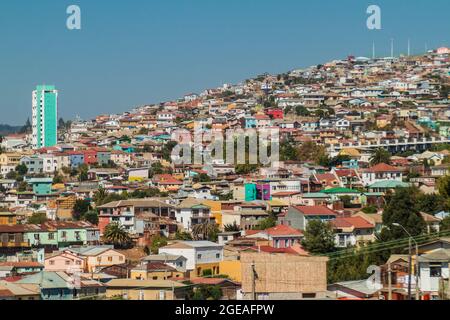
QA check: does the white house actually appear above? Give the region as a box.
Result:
[418,248,450,299]
[159,241,223,275]
[361,163,404,187]
[175,198,213,231]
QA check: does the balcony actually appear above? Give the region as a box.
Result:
[0,241,31,248]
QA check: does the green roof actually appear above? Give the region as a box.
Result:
[368,180,410,189]
[301,193,331,198]
[320,187,361,194]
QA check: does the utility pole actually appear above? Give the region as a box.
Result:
[407,237,412,300]
[388,263,392,301]
[415,243,420,301]
[392,223,420,300]
[391,38,395,58]
[372,41,376,60]
[251,261,258,300]
[408,39,411,57]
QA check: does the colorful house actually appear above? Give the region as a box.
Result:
[27,178,53,196]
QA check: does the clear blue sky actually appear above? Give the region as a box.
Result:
[0,0,449,124]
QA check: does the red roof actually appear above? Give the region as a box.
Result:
[334,169,358,178]
[153,174,183,185]
[249,246,300,255]
[265,225,303,236]
[332,217,374,229]
[0,261,43,268]
[245,230,260,236]
[367,163,402,173]
[293,206,337,216]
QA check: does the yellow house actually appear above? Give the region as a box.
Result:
[0,212,17,225]
[0,153,22,167]
[130,262,184,281]
[339,148,361,158]
[106,279,189,300]
[219,260,242,282]
[201,200,222,227]
[67,247,126,273]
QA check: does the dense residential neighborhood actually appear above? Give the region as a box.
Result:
[2,48,450,300]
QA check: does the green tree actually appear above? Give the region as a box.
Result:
[17,181,28,192]
[93,187,108,206]
[175,231,193,241]
[280,141,299,161]
[103,223,132,248]
[253,217,276,230]
[28,212,48,224]
[379,188,426,241]
[369,148,391,166]
[78,164,89,182]
[440,216,450,231]
[162,141,178,162]
[193,173,211,183]
[83,211,99,225]
[438,175,450,202]
[295,106,310,117]
[150,235,168,254]
[73,199,91,220]
[5,171,18,180]
[297,141,327,164]
[189,285,223,300]
[301,220,336,254]
[53,175,64,184]
[192,222,220,241]
[15,164,28,176]
[224,222,241,232]
[362,205,378,214]
[416,193,447,215]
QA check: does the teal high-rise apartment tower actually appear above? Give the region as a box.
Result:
[32,85,58,149]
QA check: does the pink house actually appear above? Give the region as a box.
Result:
[246,225,303,249]
[44,251,86,273]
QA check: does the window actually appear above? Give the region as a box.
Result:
[430,265,442,277]
[49,260,55,265]
[48,233,55,240]
[197,254,202,260]
[302,293,317,299]
[216,253,220,259]
[65,261,70,265]
[108,256,113,262]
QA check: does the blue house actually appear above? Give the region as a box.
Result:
[27,178,53,195]
[16,271,106,300]
[113,144,135,153]
[68,153,85,169]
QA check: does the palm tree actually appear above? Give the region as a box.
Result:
[224,222,241,232]
[103,223,131,248]
[370,148,391,166]
[192,222,219,241]
[93,187,108,206]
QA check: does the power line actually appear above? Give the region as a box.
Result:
[324,231,450,261]
[323,229,450,258]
